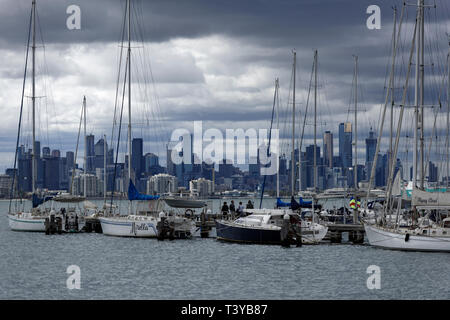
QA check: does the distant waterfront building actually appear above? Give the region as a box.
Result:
[72,174,100,197]
[0,174,13,198]
[189,178,213,197]
[147,173,177,195]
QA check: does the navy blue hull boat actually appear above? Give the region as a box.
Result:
[216,219,282,244]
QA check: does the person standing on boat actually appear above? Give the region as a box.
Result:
[246,200,254,209]
[221,202,229,220]
[230,200,236,219]
[237,202,244,217]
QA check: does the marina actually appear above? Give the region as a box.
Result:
[1,199,449,300]
[1,0,450,303]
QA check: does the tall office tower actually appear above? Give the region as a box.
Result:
[365,129,377,174]
[34,141,41,159]
[339,122,352,168]
[166,143,175,176]
[66,151,75,170]
[94,138,107,169]
[323,131,333,168]
[131,138,143,179]
[86,134,95,173]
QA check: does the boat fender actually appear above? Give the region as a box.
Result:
[405,233,410,242]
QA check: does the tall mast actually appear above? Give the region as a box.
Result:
[291,50,296,197]
[104,134,107,203]
[127,0,132,213]
[413,0,422,189]
[389,7,397,179]
[447,42,449,188]
[353,55,358,191]
[313,50,318,191]
[31,0,36,194]
[83,96,87,197]
[419,0,425,188]
[275,78,280,198]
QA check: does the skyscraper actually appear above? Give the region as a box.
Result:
[323,131,333,168]
[339,122,352,168]
[131,138,143,180]
[86,134,95,173]
[365,129,377,174]
[94,138,107,170]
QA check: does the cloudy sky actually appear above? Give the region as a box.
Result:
[0,0,449,173]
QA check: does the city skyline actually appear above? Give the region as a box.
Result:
[1,0,449,175]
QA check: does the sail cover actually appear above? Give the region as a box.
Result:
[128,179,160,201]
[32,194,53,208]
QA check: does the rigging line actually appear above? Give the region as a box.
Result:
[384,13,418,218]
[70,100,84,194]
[110,0,127,156]
[366,2,406,211]
[259,79,278,209]
[424,64,446,174]
[110,53,129,211]
[296,58,315,185]
[35,7,62,152]
[9,5,32,213]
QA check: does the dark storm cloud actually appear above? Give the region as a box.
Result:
[1,0,450,172]
[2,0,446,46]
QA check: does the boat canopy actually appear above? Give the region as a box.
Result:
[163,198,206,208]
[128,179,160,201]
[32,194,53,208]
[52,194,86,203]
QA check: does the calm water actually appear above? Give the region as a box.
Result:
[0,199,449,300]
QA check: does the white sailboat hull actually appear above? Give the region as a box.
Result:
[8,214,46,232]
[99,216,158,238]
[364,224,450,252]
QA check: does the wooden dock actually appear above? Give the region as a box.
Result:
[324,223,365,244]
[194,217,366,244]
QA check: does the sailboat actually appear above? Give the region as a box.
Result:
[364,0,450,252]
[216,51,328,244]
[8,0,52,232]
[99,0,195,238]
